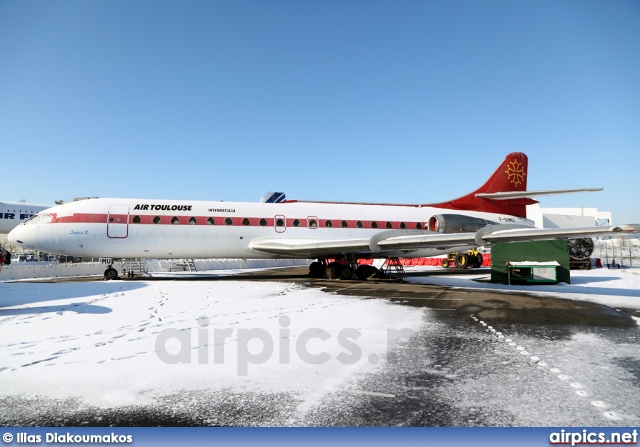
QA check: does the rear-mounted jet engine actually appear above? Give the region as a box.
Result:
[428,214,498,234]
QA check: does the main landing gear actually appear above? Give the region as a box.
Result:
[310,258,363,279]
[309,260,326,277]
[310,257,363,280]
[309,256,387,281]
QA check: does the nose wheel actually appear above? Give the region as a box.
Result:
[104,266,119,280]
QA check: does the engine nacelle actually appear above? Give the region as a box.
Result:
[567,238,594,261]
[428,214,497,234]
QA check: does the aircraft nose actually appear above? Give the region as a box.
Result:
[8,214,57,252]
[8,226,24,246]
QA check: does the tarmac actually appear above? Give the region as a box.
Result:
[210,266,637,328]
[3,266,639,426]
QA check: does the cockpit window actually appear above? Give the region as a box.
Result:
[23,215,40,225]
[24,214,52,225]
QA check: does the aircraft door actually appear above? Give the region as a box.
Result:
[274,215,286,233]
[107,205,129,238]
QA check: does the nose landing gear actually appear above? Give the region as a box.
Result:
[104,265,119,280]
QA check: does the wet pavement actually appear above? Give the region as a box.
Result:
[301,310,640,426]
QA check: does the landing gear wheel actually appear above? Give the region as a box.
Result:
[442,259,450,268]
[356,265,378,280]
[104,267,119,280]
[336,265,353,280]
[455,253,468,269]
[309,261,325,277]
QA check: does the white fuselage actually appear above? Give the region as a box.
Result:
[8,198,534,259]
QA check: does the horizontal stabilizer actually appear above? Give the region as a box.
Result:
[476,188,603,200]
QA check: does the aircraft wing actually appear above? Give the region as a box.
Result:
[249,224,639,258]
[474,224,640,244]
[369,224,638,251]
[249,238,373,257]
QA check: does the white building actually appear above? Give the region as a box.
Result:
[526,204,638,265]
[526,204,612,228]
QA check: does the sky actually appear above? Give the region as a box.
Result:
[1,1,639,223]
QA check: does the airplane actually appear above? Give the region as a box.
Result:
[0,200,52,235]
[8,152,639,280]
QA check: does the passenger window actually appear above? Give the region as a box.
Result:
[171,216,180,225]
[225,217,233,225]
[325,220,333,228]
[207,217,215,225]
[356,221,363,228]
[153,216,161,224]
[386,222,392,229]
[242,218,250,226]
[189,217,197,225]
[276,218,284,227]
[293,219,300,227]
[260,218,267,226]
[400,222,406,229]
[133,215,141,224]
[371,221,378,228]
[416,222,423,229]
[308,218,318,228]
[341,220,348,228]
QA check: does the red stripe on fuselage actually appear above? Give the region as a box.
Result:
[48,213,427,230]
[52,213,108,224]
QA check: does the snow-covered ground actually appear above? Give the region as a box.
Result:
[1,266,639,426]
[0,275,423,424]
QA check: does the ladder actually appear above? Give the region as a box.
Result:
[120,258,147,277]
[380,257,406,281]
[169,259,197,272]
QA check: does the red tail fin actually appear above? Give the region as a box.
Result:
[425,152,535,218]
